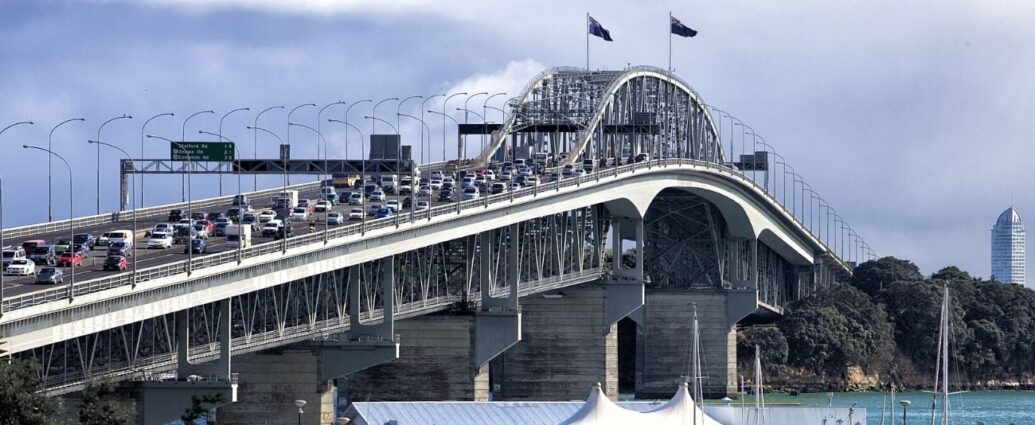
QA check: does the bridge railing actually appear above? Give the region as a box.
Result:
[2,158,844,314]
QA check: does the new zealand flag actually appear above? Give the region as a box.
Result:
[671,16,698,37]
[588,16,613,41]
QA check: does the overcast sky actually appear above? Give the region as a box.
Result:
[2,0,1033,279]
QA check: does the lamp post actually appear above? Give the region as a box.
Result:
[88,139,139,288]
[248,125,289,253]
[462,92,489,160]
[441,93,467,161]
[148,134,196,273]
[95,115,133,215]
[371,98,399,135]
[317,101,346,184]
[23,144,76,301]
[182,110,215,202]
[397,96,422,210]
[457,107,488,162]
[48,118,85,222]
[420,94,445,164]
[483,92,506,158]
[1,121,34,315]
[286,104,316,186]
[199,131,246,262]
[140,113,174,207]
[399,113,431,222]
[344,100,372,161]
[327,119,367,232]
[293,399,306,425]
[899,399,911,425]
[287,123,331,241]
[218,107,250,196]
[253,106,285,191]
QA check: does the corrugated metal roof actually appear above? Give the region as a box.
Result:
[346,401,669,425]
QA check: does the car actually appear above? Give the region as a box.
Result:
[398,185,412,196]
[261,219,284,237]
[232,194,250,206]
[562,164,575,177]
[57,251,83,267]
[415,201,430,210]
[369,190,386,202]
[313,201,329,213]
[348,209,363,220]
[29,245,57,265]
[490,182,507,194]
[297,199,312,210]
[174,227,201,244]
[416,185,432,197]
[429,179,443,190]
[213,222,230,237]
[363,184,379,195]
[273,225,294,240]
[53,239,73,254]
[168,209,184,222]
[326,212,344,225]
[215,217,233,226]
[206,212,225,222]
[375,207,395,219]
[73,233,97,251]
[385,200,401,212]
[347,192,363,205]
[152,223,173,234]
[289,207,309,221]
[460,177,475,188]
[35,267,64,284]
[242,212,260,229]
[190,211,207,221]
[257,210,277,223]
[103,255,128,271]
[572,168,587,177]
[430,170,444,179]
[548,172,562,181]
[461,187,480,201]
[438,188,455,201]
[324,193,339,206]
[366,203,384,216]
[510,182,522,192]
[147,232,174,249]
[184,238,208,254]
[195,220,214,234]
[107,241,133,258]
[635,153,650,163]
[175,218,194,230]
[401,196,414,209]
[499,171,513,181]
[21,239,45,252]
[4,258,35,276]
[226,207,249,221]
[483,170,496,180]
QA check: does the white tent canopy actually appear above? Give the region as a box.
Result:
[560,382,725,425]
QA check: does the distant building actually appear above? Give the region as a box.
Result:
[991,207,1026,285]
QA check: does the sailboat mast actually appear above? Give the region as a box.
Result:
[692,304,703,404]
[754,344,766,425]
[941,286,950,425]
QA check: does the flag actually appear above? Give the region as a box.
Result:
[588,16,613,41]
[671,16,697,37]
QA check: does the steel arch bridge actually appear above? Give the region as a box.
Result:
[1,66,862,398]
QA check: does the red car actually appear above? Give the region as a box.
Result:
[57,251,83,267]
[103,255,128,271]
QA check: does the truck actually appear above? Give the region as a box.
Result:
[225,224,251,249]
[272,190,299,210]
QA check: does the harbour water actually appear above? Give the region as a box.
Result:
[730,391,1035,424]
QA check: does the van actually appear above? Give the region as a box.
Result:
[233,194,249,206]
[2,247,28,268]
[21,239,45,252]
[103,230,134,246]
[320,186,336,197]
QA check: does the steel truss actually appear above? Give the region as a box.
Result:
[20,205,609,394]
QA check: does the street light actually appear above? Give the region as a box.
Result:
[199,130,246,262]
[420,94,445,164]
[370,98,399,135]
[396,96,422,213]
[288,122,331,241]
[441,92,468,161]
[462,92,489,160]
[293,399,307,425]
[286,103,316,186]
[248,125,289,253]
[95,115,133,215]
[0,121,34,316]
[253,106,285,191]
[327,119,368,232]
[344,100,372,161]
[23,144,76,301]
[898,399,911,425]
[48,118,85,222]
[218,107,250,196]
[88,139,139,288]
[457,107,487,161]
[147,134,196,273]
[399,113,432,222]
[140,113,174,207]
[182,110,215,202]
[318,101,347,184]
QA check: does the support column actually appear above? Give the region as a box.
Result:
[497,281,619,401]
[474,225,522,368]
[212,349,334,425]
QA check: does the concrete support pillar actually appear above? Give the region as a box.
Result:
[344,313,489,402]
[474,225,521,368]
[497,282,619,401]
[177,299,233,379]
[214,350,335,425]
[637,289,754,399]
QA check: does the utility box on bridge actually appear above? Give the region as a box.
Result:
[369,134,401,160]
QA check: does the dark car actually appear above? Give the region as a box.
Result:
[206,212,226,222]
[103,255,128,271]
[106,241,132,258]
[184,238,208,254]
[190,211,207,221]
[402,196,414,209]
[214,222,229,237]
[273,225,294,240]
[168,209,184,222]
[174,227,199,244]
[29,245,56,265]
[438,188,455,201]
[73,233,96,251]
[35,267,65,284]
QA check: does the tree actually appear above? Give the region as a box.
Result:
[79,381,132,425]
[0,357,64,425]
[930,266,971,283]
[737,326,788,374]
[180,393,228,424]
[850,256,923,296]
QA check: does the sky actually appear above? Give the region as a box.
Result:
[1,0,1033,279]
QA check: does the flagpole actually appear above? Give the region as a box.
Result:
[586,12,590,70]
[668,11,673,73]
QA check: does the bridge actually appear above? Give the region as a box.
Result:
[0,66,871,424]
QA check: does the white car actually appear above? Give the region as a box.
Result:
[348,209,363,220]
[367,203,384,216]
[415,201,430,210]
[175,218,193,229]
[289,207,309,221]
[147,232,174,249]
[461,187,480,201]
[499,171,513,181]
[348,192,363,205]
[430,170,444,179]
[152,223,173,234]
[416,185,432,197]
[4,258,35,276]
[483,170,496,180]
[314,201,329,213]
[385,200,401,212]
[429,179,443,190]
[325,212,344,225]
[572,168,587,177]
[369,190,386,202]
[257,210,277,223]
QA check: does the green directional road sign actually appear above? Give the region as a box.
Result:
[170,142,235,161]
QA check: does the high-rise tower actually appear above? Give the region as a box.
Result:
[991,207,1026,285]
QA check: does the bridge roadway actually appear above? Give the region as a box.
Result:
[2,157,847,362]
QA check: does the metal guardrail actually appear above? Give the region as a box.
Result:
[0,180,324,241]
[2,158,846,313]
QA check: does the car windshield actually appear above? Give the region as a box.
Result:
[73,235,89,243]
[293,208,305,213]
[110,242,126,249]
[32,247,50,254]
[40,268,56,275]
